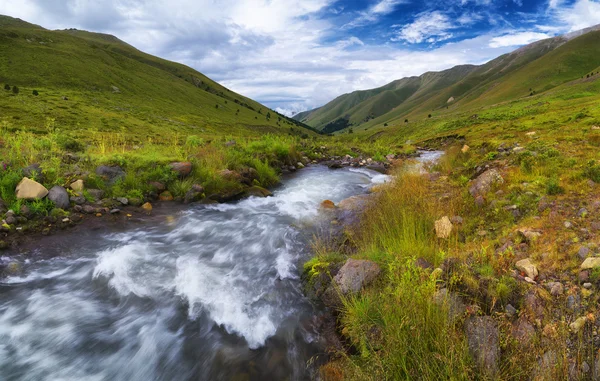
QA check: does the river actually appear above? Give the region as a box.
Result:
[0,165,395,381]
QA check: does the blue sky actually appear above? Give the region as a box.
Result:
[0,0,599,115]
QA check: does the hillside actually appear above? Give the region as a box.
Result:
[295,25,600,133]
[0,15,316,139]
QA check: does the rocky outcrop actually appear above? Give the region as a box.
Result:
[469,169,503,197]
[47,186,70,209]
[15,177,48,200]
[96,165,125,184]
[465,316,500,378]
[323,259,381,307]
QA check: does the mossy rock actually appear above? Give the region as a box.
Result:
[244,186,272,198]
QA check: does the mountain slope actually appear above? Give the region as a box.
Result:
[0,15,316,138]
[296,25,600,133]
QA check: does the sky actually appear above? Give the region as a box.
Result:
[0,1,599,116]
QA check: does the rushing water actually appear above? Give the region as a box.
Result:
[0,165,394,381]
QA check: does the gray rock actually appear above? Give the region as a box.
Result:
[584,282,593,289]
[87,189,105,201]
[96,165,125,184]
[433,288,466,322]
[547,281,564,296]
[48,186,70,209]
[116,197,129,206]
[109,209,121,214]
[505,304,517,317]
[82,205,96,214]
[5,215,17,225]
[465,316,499,378]
[579,246,591,260]
[469,169,504,197]
[511,317,535,347]
[23,163,44,182]
[70,196,86,205]
[323,259,380,307]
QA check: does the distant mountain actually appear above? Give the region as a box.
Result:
[0,15,317,137]
[295,24,600,133]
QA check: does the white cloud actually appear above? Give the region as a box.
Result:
[555,0,600,31]
[393,11,456,43]
[488,31,551,47]
[343,0,405,28]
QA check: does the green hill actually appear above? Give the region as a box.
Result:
[0,15,316,139]
[295,25,600,133]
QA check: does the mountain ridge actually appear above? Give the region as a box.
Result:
[295,24,600,133]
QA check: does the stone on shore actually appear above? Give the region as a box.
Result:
[47,186,70,209]
[581,257,600,270]
[323,259,381,307]
[70,179,84,192]
[15,177,48,200]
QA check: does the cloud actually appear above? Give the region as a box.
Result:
[393,11,456,43]
[343,0,405,28]
[488,31,552,47]
[555,0,600,31]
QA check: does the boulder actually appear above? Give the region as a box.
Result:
[320,200,336,209]
[338,195,370,211]
[47,186,70,209]
[244,186,272,198]
[15,177,48,200]
[184,185,205,204]
[141,202,153,214]
[465,316,500,378]
[159,191,174,201]
[170,162,192,177]
[23,163,44,182]
[324,259,381,307]
[581,257,600,270]
[70,179,84,192]
[518,228,542,242]
[433,288,466,322]
[219,169,241,182]
[116,197,129,206]
[366,164,387,174]
[435,216,453,239]
[511,317,536,347]
[469,169,504,197]
[87,189,105,201]
[515,258,538,279]
[96,165,125,184]
[148,181,166,192]
[238,167,259,185]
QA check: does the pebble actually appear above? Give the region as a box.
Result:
[584,283,593,289]
[110,209,121,214]
[564,221,573,229]
[62,218,70,223]
[95,213,102,217]
[506,304,517,317]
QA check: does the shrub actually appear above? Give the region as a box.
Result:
[185,135,204,148]
[583,160,600,183]
[4,84,10,91]
[12,86,19,94]
[546,177,564,195]
[56,135,85,152]
[32,90,39,96]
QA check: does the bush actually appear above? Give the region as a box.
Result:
[12,86,19,94]
[32,90,39,96]
[4,84,10,91]
[56,135,85,152]
[185,135,203,148]
[546,177,564,195]
[583,160,600,183]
